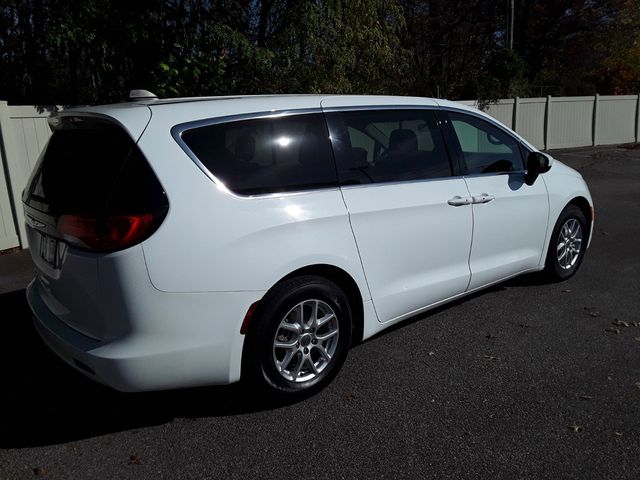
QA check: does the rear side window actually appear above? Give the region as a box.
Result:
[447,112,525,174]
[24,117,167,217]
[324,109,453,185]
[179,113,338,195]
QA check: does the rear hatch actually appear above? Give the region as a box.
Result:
[23,108,168,340]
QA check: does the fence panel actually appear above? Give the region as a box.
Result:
[0,145,20,251]
[485,100,514,129]
[546,97,595,149]
[516,98,546,149]
[596,95,638,145]
[0,102,54,247]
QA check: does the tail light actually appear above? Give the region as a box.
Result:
[58,213,157,252]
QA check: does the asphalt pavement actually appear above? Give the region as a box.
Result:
[0,145,639,479]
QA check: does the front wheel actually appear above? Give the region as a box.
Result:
[244,275,352,399]
[543,204,588,281]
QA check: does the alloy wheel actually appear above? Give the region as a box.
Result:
[272,299,339,383]
[557,218,582,270]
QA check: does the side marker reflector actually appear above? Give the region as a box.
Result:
[240,302,260,335]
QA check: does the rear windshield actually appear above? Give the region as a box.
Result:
[24,117,166,216]
[179,113,338,195]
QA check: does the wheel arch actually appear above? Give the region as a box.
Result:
[567,196,593,241]
[246,264,365,346]
[239,263,366,384]
[541,195,593,271]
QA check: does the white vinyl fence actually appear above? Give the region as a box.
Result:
[0,102,54,250]
[460,94,640,150]
[0,95,638,251]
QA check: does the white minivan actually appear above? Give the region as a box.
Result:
[24,95,593,398]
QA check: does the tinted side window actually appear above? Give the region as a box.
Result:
[325,110,453,185]
[180,113,337,195]
[448,112,524,174]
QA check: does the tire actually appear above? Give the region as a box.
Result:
[543,204,588,281]
[244,275,352,399]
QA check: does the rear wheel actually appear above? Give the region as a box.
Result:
[543,204,588,281]
[244,275,352,399]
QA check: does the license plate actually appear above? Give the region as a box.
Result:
[39,234,67,269]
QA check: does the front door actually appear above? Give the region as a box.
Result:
[444,111,549,290]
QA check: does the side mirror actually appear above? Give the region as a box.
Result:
[525,151,552,185]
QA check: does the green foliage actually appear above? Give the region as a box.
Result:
[480,49,530,101]
[515,0,640,95]
[0,0,639,105]
[259,0,411,94]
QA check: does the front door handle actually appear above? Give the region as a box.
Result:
[472,193,495,204]
[447,195,473,206]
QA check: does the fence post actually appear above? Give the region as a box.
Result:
[592,94,599,147]
[544,95,552,150]
[512,97,520,132]
[636,93,640,143]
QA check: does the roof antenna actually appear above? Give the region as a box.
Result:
[128,89,158,101]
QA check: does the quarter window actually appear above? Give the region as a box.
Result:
[325,110,453,185]
[180,113,337,195]
[448,112,525,174]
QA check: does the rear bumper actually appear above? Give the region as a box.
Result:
[27,278,264,392]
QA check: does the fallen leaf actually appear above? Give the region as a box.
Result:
[428,351,435,356]
[568,424,583,433]
[33,466,46,477]
[614,432,624,437]
[612,320,630,328]
[129,454,141,465]
[632,321,640,327]
[483,355,499,361]
[584,307,601,318]
[605,328,620,334]
[579,395,593,400]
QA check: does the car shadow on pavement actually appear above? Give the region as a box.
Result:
[502,271,556,287]
[1,271,550,448]
[0,289,293,448]
[360,271,551,343]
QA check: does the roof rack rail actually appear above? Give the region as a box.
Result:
[128,89,158,101]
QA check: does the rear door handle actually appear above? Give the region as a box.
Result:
[472,193,495,204]
[447,195,473,207]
